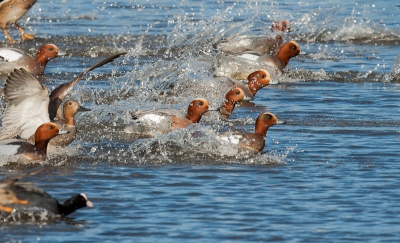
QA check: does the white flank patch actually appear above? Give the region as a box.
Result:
[0,49,24,62]
[237,53,259,61]
[218,134,242,145]
[0,144,20,155]
[236,38,251,47]
[140,114,166,124]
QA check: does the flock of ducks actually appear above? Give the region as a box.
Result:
[0,0,305,216]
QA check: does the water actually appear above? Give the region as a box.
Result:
[1,0,400,242]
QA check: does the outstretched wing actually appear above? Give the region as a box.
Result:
[0,48,29,75]
[0,68,50,140]
[48,52,127,121]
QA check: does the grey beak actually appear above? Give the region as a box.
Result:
[77,106,91,112]
[58,129,69,135]
[276,120,286,125]
[57,51,68,57]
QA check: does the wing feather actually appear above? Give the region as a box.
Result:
[0,69,50,139]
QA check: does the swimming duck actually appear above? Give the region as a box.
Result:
[0,167,93,216]
[213,41,305,79]
[124,98,210,136]
[0,122,68,163]
[216,69,271,101]
[215,20,292,55]
[236,41,306,70]
[49,100,91,147]
[0,167,45,212]
[0,52,126,141]
[0,44,60,75]
[0,186,28,213]
[27,100,91,147]
[271,20,291,32]
[0,0,37,44]
[218,87,245,118]
[218,112,284,153]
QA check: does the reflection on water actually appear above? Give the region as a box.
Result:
[1,0,400,242]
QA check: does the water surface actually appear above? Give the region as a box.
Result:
[1,0,400,242]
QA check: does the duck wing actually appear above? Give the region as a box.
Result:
[48,52,127,121]
[0,68,50,140]
[0,48,31,75]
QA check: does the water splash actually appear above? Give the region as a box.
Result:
[0,209,60,225]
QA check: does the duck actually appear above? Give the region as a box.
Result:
[216,69,271,101]
[214,20,292,55]
[27,100,91,147]
[0,0,37,44]
[218,112,284,153]
[49,100,91,147]
[0,52,126,141]
[213,41,305,80]
[0,186,28,213]
[0,44,60,75]
[217,87,245,118]
[0,167,93,216]
[124,98,210,137]
[271,20,291,32]
[1,179,28,213]
[0,122,68,163]
[0,166,45,213]
[236,41,306,71]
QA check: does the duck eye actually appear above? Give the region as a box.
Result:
[199,101,204,106]
[49,126,54,129]
[261,75,266,78]
[235,91,240,95]
[68,102,72,105]
[49,48,54,51]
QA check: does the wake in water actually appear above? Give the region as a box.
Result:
[1,210,60,225]
[65,125,294,166]
[1,1,399,169]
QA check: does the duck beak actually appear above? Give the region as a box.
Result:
[58,129,69,135]
[270,79,279,85]
[207,108,219,112]
[276,120,286,125]
[77,106,91,112]
[57,51,68,57]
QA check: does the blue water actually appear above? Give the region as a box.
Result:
[1,0,400,242]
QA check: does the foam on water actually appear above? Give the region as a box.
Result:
[1,209,60,225]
